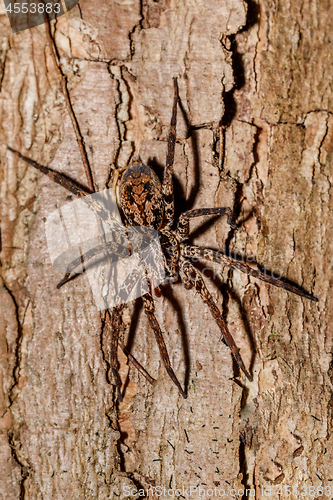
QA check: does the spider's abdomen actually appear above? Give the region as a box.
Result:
[118,158,164,230]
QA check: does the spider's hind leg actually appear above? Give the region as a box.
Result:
[182,244,318,302]
[179,259,252,382]
[141,283,187,398]
[108,268,151,402]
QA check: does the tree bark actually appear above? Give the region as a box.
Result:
[0,0,331,498]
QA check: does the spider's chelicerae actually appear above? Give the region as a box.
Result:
[8,78,317,400]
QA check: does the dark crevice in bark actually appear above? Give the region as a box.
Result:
[107,65,128,176]
[2,282,26,497]
[128,0,144,58]
[239,434,250,499]
[8,432,29,500]
[100,312,113,387]
[4,283,22,405]
[221,0,259,128]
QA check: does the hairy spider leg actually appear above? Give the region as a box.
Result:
[140,280,187,398]
[56,240,129,289]
[175,206,236,241]
[162,77,179,226]
[7,147,124,236]
[179,260,253,381]
[109,267,149,401]
[182,245,318,302]
[8,146,90,197]
[118,342,155,385]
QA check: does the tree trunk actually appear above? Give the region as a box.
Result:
[0,0,331,498]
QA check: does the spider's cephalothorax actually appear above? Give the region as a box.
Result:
[8,78,317,401]
[118,157,181,284]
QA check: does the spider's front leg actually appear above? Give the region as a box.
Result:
[179,259,253,382]
[162,77,179,227]
[8,147,90,198]
[7,147,125,236]
[140,281,187,398]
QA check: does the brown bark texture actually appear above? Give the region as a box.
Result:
[0,0,331,498]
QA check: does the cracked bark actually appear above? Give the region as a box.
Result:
[0,0,331,498]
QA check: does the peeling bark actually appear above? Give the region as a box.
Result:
[0,0,331,499]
